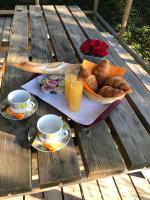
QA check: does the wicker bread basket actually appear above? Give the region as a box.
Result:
[81,59,132,104]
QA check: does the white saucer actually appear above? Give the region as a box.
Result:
[0,96,38,120]
[28,121,71,152]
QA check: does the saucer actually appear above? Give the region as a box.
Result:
[0,96,38,120]
[28,121,71,152]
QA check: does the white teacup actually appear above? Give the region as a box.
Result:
[37,114,68,144]
[7,89,35,113]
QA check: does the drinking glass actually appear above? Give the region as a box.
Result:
[68,79,83,112]
[65,74,77,102]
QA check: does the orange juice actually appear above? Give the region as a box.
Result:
[65,74,77,102]
[69,80,83,112]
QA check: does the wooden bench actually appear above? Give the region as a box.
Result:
[0,5,150,198]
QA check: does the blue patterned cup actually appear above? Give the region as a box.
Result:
[7,89,35,113]
[37,114,68,144]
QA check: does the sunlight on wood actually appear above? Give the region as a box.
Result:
[81,181,102,200]
[25,192,43,200]
[63,184,82,200]
[130,175,150,200]
[100,31,150,91]
[114,175,139,200]
[98,177,121,200]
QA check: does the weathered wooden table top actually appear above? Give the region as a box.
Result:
[0,5,150,197]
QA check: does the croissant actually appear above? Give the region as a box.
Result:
[85,75,98,92]
[98,86,124,97]
[78,66,91,79]
[92,59,110,87]
[104,77,129,91]
[92,59,110,77]
[95,74,108,88]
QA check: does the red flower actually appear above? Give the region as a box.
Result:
[80,43,91,54]
[80,39,109,57]
[93,47,108,57]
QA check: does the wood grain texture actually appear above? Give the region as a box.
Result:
[38,135,81,187]
[25,192,43,200]
[141,169,150,180]
[0,131,31,196]
[74,123,126,179]
[0,6,32,196]
[108,98,150,169]
[1,6,31,98]
[0,17,5,46]
[29,5,80,188]
[98,177,121,200]
[29,5,52,63]
[69,6,150,133]
[0,51,6,65]
[63,184,82,200]
[55,6,91,62]
[114,175,139,200]
[43,6,77,63]
[5,196,23,200]
[81,181,102,200]
[99,31,150,92]
[44,189,63,200]
[130,174,150,200]
[2,17,12,45]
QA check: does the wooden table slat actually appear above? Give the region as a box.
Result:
[29,5,52,63]
[37,136,81,187]
[0,6,32,196]
[29,5,81,188]
[2,17,12,45]
[81,181,103,200]
[25,192,43,200]
[55,6,92,62]
[63,184,82,200]
[44,189,63,200]
[130,174,150,200]
[114,175,139,200]
[75,123,126,178]
[43,5,77,63]
[98,177,121,200]
[108,99,150,169]
[0,17,5,46]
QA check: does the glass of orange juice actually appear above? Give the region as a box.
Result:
[65,74,77,102]
[68,79,83,112]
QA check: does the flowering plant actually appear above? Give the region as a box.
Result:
[80,39,109,57]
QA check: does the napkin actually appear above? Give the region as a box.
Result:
[82,59,126,76]
[6,106,25,120]
[12,61,80,74]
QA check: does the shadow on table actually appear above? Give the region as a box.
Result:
[0,114,35,149]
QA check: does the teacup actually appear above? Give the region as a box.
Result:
[7,89,35,113]
[37,114,68,144]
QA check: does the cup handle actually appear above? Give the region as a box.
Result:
[27,101,35,110]
[61,130,69,138]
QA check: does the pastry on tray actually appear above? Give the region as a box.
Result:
[78,59,132,104]
[39,74,64,94]
[98,86,124,97]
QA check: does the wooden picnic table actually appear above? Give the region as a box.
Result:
[0,5,150,198]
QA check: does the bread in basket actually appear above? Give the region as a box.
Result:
[79,59,132,104]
